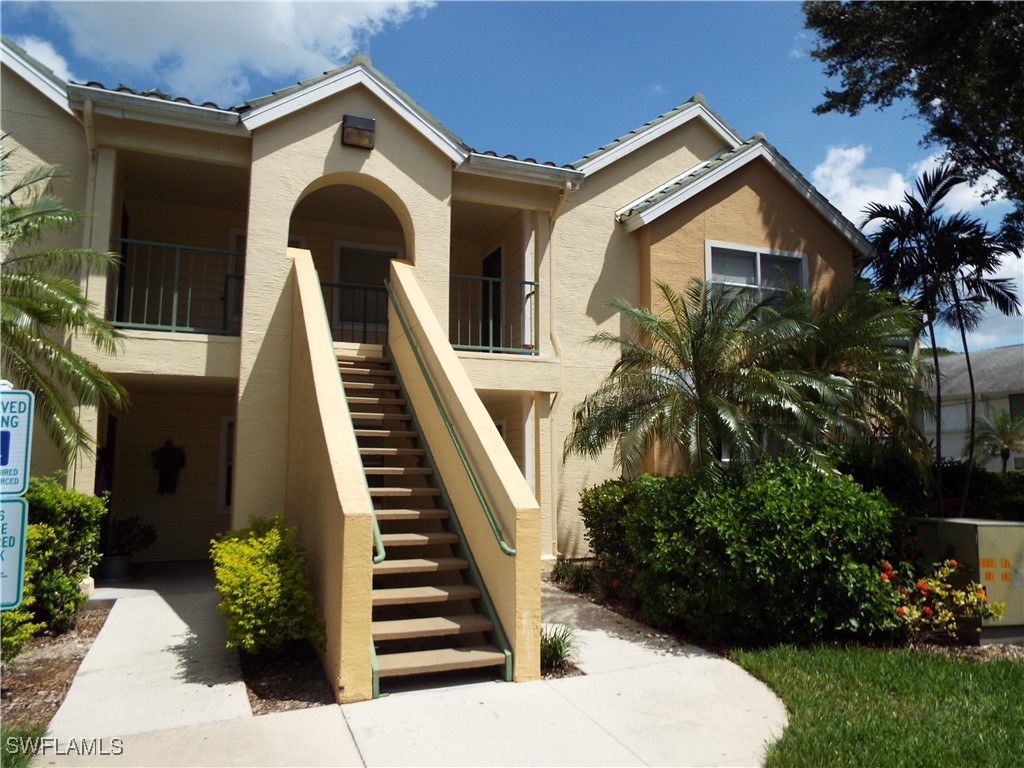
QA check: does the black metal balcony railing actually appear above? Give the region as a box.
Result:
[321,281,389,344]
[449,274,538,355]
[109,238,244,335]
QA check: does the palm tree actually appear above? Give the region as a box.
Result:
[775,281,934,465]
[563,279,836,482]
[968,410,1024,474]
[1,150,128,462]
[862,164,1021,513]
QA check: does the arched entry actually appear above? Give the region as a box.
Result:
[290,182,409,344]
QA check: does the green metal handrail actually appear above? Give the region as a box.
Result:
[110,237,244,335]
[320,281,388,344]
[385,279,515,557]
[449,273,538,356]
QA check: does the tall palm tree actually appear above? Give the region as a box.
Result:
[1,150,128,462]
[968,410,1024,474]
[861,164,1021,513]
[563,279,836,482]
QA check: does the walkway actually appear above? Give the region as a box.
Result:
[33,564,786,767]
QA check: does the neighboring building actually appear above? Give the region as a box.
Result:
[923,345,1024,471]
[1,38,869,700]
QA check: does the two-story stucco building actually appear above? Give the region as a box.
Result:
[2,37,870,701]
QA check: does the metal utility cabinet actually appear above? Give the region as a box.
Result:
[912,518,1024,644]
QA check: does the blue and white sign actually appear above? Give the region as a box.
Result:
[0,388,34,497]
[1,498,28,609]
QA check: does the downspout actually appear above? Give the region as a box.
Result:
[547,179,573,558]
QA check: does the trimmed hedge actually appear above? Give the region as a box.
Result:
[581,460,901,645]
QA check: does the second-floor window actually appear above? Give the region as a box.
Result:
[706,241,807,301]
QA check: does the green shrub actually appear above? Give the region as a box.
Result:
[540,624,576,673]
[610,461,899,645]
[210,512,325,654]
[578,479,634,570]
[1,527,46,662]
[24,476,106,633]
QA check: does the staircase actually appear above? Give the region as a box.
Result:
[338,353,509,693]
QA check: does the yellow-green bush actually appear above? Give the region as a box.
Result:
[210,513,325,654]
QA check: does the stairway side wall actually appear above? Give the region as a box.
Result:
[388,260,542,681]
[286,248,374,703]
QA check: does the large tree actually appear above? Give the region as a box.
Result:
[803,1,1024,230]
[1,151,128,462]
[862,164,1021,513]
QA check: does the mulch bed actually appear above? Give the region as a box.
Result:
[237,642,336,716]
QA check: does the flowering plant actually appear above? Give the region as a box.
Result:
[883,559,1005,643]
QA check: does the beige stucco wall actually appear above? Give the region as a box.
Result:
[108,384,234,561]
[648,158,856,300]
[2,63,102,485]
[234,83,455,526]
[286,249,373,703]
[545,119,733,557]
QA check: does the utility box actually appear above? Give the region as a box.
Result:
[911,518,1024,644]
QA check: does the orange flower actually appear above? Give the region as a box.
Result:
[948,559,958,568]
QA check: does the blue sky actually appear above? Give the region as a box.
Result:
[4,0,1021,349]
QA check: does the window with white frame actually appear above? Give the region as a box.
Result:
[706,242,807,300]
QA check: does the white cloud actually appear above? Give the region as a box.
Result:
[47,1,434,106]
[813,145,1023,350]
[812,146,1010,231]
[811,145,906,226]
[12,35,78,82]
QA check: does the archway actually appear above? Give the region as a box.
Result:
[290,181,409,343]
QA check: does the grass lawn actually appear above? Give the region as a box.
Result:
[732,645,1024,768]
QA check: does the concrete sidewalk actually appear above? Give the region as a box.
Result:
[33,566,786,767]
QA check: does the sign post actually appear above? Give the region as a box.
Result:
[0,386,33,610]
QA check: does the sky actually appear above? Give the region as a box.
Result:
[3,0,1021,350]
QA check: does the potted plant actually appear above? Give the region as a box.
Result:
[96,513,157,582]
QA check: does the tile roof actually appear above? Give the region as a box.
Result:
[570,93,743,169]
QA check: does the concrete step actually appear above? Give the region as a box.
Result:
[354,428,418,439]
[368,487,442,498]
[363,467,433,476]
[344,381,401,391]
[338,354,390,366]
[350,412,412,423]
[380,531,459,547]
[371,584,480,607]
[373,508,448,522]
[347,396,407,407]
[360,447,425,457]
[339,367,396,378]
[372,557,468,575]
[376,646,506,678]
[372,614,493,641]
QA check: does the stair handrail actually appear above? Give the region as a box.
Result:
[385,279,516,557]
[371,513,386,564]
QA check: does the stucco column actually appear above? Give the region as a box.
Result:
[231,156,294,528]
[70,146,117,493]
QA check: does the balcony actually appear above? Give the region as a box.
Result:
[449,274,538,356]
[110,238,244,335]
[321,281,388,344]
